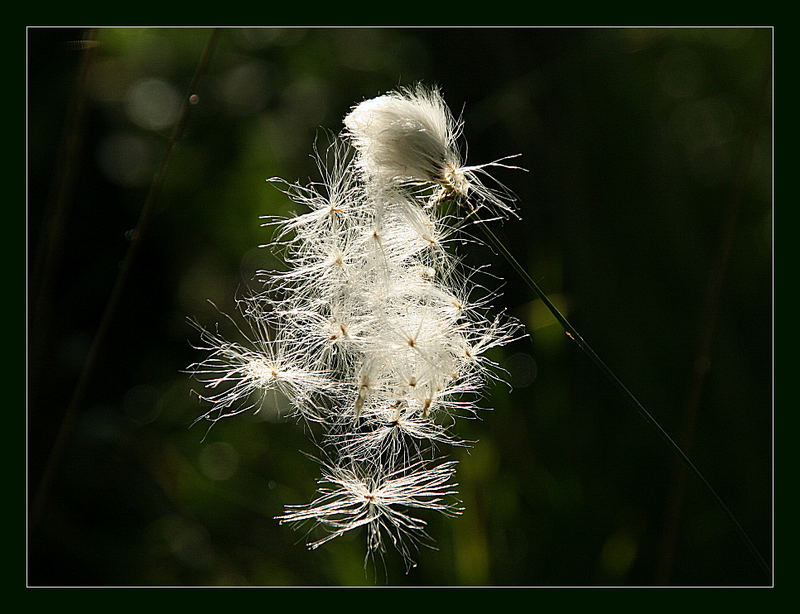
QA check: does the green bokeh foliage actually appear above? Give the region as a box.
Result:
[27,27,772,586]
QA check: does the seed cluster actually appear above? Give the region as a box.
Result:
[189,85,523,569]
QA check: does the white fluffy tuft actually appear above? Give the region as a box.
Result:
[188,86,525,570]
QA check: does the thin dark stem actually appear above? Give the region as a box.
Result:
[655,69,772,584]
[653,202,738,583]
[30,28,220,530]
[30,29,97,301]
[29,29,98,406]
[475,219,770,579]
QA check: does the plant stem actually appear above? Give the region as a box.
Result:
[30,28,220,530]
[475,219,770,579]
[29,29,98,410]
[655,67,772,584]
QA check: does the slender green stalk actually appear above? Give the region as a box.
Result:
[475,219,770,579]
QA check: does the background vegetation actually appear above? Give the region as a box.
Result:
[27,27,772,586]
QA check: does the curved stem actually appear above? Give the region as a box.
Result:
[30,28,221,530]
[655,66,772,585]
[475,219,770,579]
[29,29,98,410]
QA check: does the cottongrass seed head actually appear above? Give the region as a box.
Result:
[188,84,525,572]
[343,84,523,219]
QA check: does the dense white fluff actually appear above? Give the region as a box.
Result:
[188,85,524,570]
[344,85,522,218]
[344,86,461,190]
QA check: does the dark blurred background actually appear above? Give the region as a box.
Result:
[27,27,772,586]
